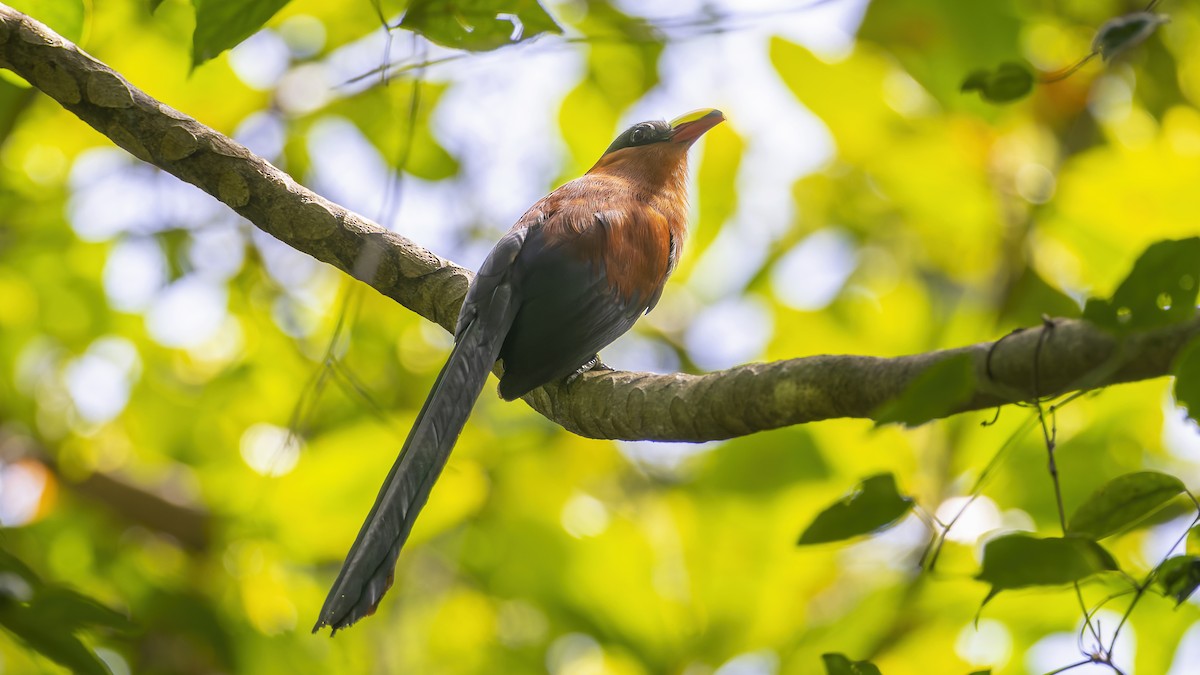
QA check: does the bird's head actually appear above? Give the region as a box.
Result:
[587,108,725,185]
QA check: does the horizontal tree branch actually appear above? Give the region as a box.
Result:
[2,6,1195,442]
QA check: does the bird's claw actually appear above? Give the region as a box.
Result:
[566,355,611,385]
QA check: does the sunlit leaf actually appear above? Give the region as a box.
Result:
[326,81,461,182]
[1067,472,1186,539]
[1082,238,1200,334]
[1189,525,1200,556]
[960,62,1034,104]
[557,1,661,174]
[8,0,85,42]
[822,653,883,675]
[191,0,291,68]
[1157,555,1200,606]
[399,0,561,52]
[798,474,914,545]
[1093,11,1168,62]
[149,0,166,13]
[1173,336,1200,425]
[686,122,744,275]
[978,533,1117,602]
[770,37,897,163]
[874,354,975,427]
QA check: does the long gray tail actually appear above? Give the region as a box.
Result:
[313,294,514,634]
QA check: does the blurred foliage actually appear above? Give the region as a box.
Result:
[5,0,85,42]
[873,354,976,427]
[1094,11,1170,62]
[1,0,1200,673]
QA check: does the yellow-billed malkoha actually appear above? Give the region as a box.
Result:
[314,108,726,633]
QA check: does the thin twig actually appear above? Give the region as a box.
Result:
[1040,52,1098,84]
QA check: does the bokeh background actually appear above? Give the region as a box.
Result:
[1,0,1199,672]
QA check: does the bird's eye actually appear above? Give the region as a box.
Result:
[630,126,648,144]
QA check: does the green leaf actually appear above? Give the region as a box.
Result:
[822,653,883,675]
[191,0,292,68]
[1189,525,1200,556]
[1067,472,1186,539]
[1157,555,1200,606]
[0,549,132,672]
[149,0,166,13]
[399,0,562,52]
[978,533,1118,601]
[0,604,111,675]
[874,354,976,427]
[0,548,41,588]
[1082,238,1200,334]
[961,69,989,92]
[8,0,86,42]
[36,588,136,634]
[1173,336,1200,425]
[1093,11,1168,62]
[798,474,914,545]
[960,62,1033,104]
[997,265,1082,328]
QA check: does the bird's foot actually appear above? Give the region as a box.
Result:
[565,355,612,385]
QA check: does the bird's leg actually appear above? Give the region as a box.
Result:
[565,355,612,385]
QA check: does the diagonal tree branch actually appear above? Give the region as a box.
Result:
[2,5,1195,442]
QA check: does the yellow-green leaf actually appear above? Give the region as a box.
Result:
[8,0,85,42]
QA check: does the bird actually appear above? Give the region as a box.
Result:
[313,108,725,634]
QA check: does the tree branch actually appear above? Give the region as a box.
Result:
[2,6,1195,442]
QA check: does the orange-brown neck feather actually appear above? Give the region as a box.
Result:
[587,143,690,200]
[581,143,692,303]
